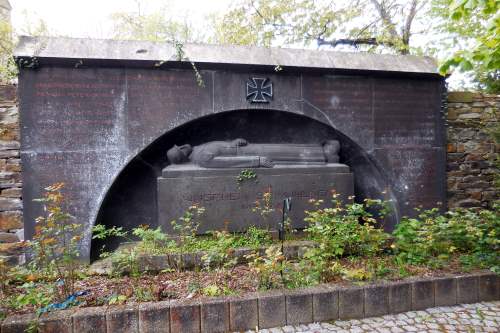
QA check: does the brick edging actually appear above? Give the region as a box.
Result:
[1,271,498,333]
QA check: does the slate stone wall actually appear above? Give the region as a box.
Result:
[0,84,23,266]
[446,91,499,209]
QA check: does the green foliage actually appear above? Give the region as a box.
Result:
[92,224,128,240]
[108,294,128,305]
[110,247,140,277]
[341,267,373,281]
[246,245,287,289]
[133,285,155,302]
[110,3,195,43]
[302,193,390,281]
[393,206,500,270]
[236,169,257,184]
[29,183,83,300]
[200,231,238,270]
[132,225,170,254]
[252,187,275,219]
[0,258,10,295]
[171,204,206,248]
[242,226,273,248]
[247,193,391,287]
[201,284,235,297]
[211,0,429,54]
[199,227,272,270]
[0,20,16,83]
[9,282,54,310]
[436,0,500,93]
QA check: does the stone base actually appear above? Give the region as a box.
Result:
[157,164,354,234]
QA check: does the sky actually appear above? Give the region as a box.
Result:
[10,0,233,38]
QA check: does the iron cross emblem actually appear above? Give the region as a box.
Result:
[246,77,273,103]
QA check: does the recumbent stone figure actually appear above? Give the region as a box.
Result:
[166,138,340,168]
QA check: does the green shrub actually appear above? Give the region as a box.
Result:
[393,206,500,271]
[246,245,287,290]
[302,193,389,281]
[171,204,206,249]
[29,183,83,300]
[133,225,171,254]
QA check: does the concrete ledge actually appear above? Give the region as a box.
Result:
[1,271,498,332]
[311,285,339,322]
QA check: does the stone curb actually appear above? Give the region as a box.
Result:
[1,271,498,333]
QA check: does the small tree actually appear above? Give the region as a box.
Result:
[30,183,82,300]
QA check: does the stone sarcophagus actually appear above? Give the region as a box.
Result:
[158,139,353,232]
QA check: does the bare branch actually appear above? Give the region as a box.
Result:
[369,0,399,39]
[402,0,418,45]
[317,37,394,48]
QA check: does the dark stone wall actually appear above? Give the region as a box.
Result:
[17,66,446,261]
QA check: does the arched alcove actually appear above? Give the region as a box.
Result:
[91,109,398,259]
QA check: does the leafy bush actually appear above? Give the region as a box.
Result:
[246,245,287,290]
[302,192,389,281]
[234,226,273,249]
[171,204,206,249]
[133,225,171,254]
[393,206,500,271]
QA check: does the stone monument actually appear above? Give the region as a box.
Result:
[14,37,446,261]
[158,139,354,232]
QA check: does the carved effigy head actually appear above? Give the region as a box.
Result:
[322,140,340,163]
[166,144,193,164]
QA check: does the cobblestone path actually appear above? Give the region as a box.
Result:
[247,301,499,333]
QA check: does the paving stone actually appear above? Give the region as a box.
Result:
[139,301,170,333]
[339,286,364,320]
[257,301,500,333]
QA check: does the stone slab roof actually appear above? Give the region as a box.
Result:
[14,36,439,75]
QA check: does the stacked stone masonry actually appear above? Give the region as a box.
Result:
[0,84,23,266]
[446,91,499,209]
